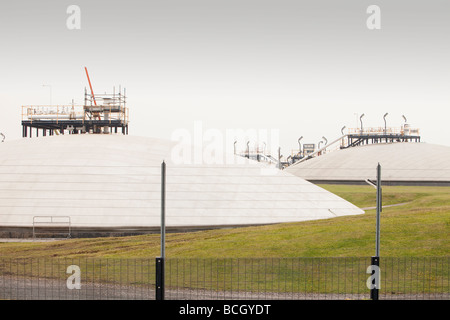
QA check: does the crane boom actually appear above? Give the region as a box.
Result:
[84,67,101,120]
[84,67,97,106]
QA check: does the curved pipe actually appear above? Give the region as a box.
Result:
[246,141,250,158]
[383,113,388,134]
[360,113,365,133]
[287,155,292,163]
[298,136,303,155]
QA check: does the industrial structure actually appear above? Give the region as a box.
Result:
[286,142,450,186]
[21,68,129,138]
[280,115,449,186]
[235,116,422,170]
[14,71,436,237]
[232,115,445,186]
[0,135,364,238]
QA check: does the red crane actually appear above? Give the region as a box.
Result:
[84,67,101,120]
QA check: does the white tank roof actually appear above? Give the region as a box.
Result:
[0,135,363,229]
[287,142,450,183]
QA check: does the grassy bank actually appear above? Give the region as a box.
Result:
[0,185,448,259]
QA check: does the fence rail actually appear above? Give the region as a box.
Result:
[0,257,448,300]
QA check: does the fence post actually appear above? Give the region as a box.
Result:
[371,163,382,300]
[370,256,380,300]
[156,257,165,300]
[161,161,166,260]
[375,163,381,258]
[156,161,166,300]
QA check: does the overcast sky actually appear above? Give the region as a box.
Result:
[0,0,449,154]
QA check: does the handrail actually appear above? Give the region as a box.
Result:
[290,134,348,167]
[22,105,129,124]
[32,215,71,239]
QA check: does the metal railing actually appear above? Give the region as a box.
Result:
[21,105,129,125]
[0,257,447,300]
[347,127,420,136]
[32,216,71,239]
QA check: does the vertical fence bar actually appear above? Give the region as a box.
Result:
[375,163,381,257]
[156,161,166,301]
[370,163,382,300]
[1,256,450,300]
[156,257,165,300]
[161,161,166,260]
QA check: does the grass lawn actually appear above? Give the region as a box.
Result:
[0,185,448,259]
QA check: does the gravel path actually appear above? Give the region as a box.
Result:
[1,275,447,300]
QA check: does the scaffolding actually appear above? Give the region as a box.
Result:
[344,125,420,148]
[21,87,129,138]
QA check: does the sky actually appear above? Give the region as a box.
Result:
[0,0,449,156]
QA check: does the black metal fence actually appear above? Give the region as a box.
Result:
[0,257,448,300]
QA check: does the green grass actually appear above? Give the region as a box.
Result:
[0,185,448,259]
[0,185,448,296]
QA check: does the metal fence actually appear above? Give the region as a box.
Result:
[0,257,448,300]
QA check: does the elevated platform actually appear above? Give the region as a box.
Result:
[21,87,129,137]
[344,133,420,148]
[343,126,420,148]
[22,119,128,137]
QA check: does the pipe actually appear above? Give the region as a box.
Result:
[28,114,84,120]
[298,136,303,156]
[278,147,282,169]
[293,133,348,166]
[246,141,250,158]
[383,113,388,135]
[360,113,365,133]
